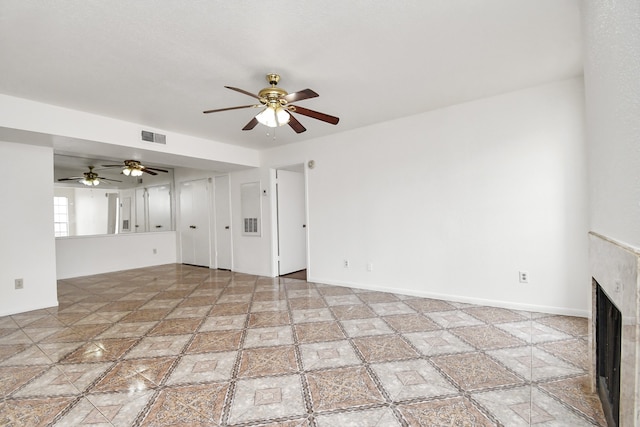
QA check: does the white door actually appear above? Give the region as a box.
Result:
[135,188,147,232]
[179,179,211,267]
[277,169,307,275]
[214,175,232,270]
[148,184,172,232]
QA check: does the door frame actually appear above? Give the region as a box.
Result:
[270,163,309,277]
[213,174,233,270]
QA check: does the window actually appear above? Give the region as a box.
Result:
[54,196,69,237]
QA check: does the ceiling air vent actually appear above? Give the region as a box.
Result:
[141,130,166,145]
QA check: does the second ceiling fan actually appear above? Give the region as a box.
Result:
[203,73,339,134]
[101,160,168,177]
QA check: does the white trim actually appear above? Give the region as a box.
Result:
[0,301,59,317]
[309,276,588,318]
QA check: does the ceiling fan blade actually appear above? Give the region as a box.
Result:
[141,169,158,176]
[143,167,169,173]
[203,104,259,114]
[224,86,260,100]
[282,89,319,104]
[242,117,259,131]
[287,114,307,134]
[288,105,339,125]
[101,164,123,168]
[58,177,83,181]
[97,177,123,182]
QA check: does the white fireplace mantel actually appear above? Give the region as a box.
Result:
[589,232,640,426]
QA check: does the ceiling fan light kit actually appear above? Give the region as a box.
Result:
[203,73,339,134]
[80,177,100,186]
[256,105,290,127]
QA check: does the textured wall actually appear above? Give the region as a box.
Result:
[263,79,589,315]
[583,0,640,247]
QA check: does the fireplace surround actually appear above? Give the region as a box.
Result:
[590,232,640,426]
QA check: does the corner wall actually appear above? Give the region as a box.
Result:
[0,141,58,316]
[582,2,640,424]
[582,0,640,248]
[263,78,589,315]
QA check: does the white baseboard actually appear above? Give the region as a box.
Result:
[308,276,588,318]
[0,300,59,317]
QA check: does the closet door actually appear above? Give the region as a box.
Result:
[179,179,211,267]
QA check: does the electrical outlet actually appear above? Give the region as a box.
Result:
[15,278,24,290]
[343,259,349,268]
[367,262,373,272]
[519,271,529,284]
[153,248,157,254]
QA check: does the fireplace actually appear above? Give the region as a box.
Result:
[589,232,640,427]
[595,282,621,426]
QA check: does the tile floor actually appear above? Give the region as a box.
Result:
[0,264,605,426]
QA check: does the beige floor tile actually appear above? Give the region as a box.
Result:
[0,264,606,426]
[315,407,401,427]
[299,340,361,370]
[238,346,298,378]
[383,313,440,332]
[0,396,75,427]
[294,321,345,343]
[166,350,237,385]
[244,325,294,348]
[228,375,305,424]
[353,335,419,362]
[60,337,138,363]
[371,359,458,401]
[397,396,496,426]
[432,352,523,391]
[198,314,247,331]
[186,330,242,354]
[305,366,385,412]
[89,356,175,393]
[141,383,228,426]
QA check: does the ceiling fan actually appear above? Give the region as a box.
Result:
[203,73,340,134]
[57,166,122,187]
[101,160,169,177]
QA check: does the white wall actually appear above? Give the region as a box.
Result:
[263,78,589,315]
[0,141,58,316]
[582,0,640,249]
[0,94,260,169]
[55,231,177,279]
[174,166,273,276]
[229,168,274,276]
[74,188,115,235]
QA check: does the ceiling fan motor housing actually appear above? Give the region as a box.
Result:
[258,89,288,106]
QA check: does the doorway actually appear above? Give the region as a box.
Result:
[214,175,232,270]
[276,166,307,277]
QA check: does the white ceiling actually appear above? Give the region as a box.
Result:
[0,0,582,152]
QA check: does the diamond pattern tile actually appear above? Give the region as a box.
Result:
[0,264,605,426]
